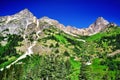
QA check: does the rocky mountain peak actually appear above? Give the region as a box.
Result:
[96,17,105,21]
[86,17,109,35]
[95,17,109,25]
[39,16,66,30]
[0,8,38,34]
[19,8,30,14]
[13,8,34,19]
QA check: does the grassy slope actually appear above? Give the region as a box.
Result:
[83,26,120,80]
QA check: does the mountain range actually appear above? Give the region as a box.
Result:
[0,9,117,36]
[0,9,120,80]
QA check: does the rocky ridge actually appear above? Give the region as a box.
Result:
[0,9,117,36]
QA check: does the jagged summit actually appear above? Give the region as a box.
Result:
[0,8,38,34]
[18,8,32,15]
[19,8,30,13]
[12,8,34,19]
[96,17,106,21]
[95,17,109,25]
[87,17,109,35]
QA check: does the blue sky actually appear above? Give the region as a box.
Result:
[0,0,120,28]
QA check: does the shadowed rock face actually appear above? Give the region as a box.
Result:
[0,9,116,36]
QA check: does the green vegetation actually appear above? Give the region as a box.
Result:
[0,54,72,80]
[53,34,67,44]
[78,26,120,80]
[0,34,23,68]
[0,25,120,80]
[70,57,81,80]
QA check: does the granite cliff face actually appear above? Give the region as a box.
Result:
[0,9,39,35]
[0,9,116,36]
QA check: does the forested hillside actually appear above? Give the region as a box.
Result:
[0,25,120,80]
